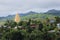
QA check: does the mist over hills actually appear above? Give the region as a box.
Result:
[0,9,60,21]
[0,11,38,20]
[45,9,60,16]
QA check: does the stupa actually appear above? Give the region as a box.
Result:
[15,13,20,23]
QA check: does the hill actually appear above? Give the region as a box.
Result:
[45,9,60,16]
[0,11,56,21]
[0,9,60,25]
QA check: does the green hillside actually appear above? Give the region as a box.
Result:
[21,13,55,20]
[0,13,56,25]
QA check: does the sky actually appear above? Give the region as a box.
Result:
[0,0,60,17]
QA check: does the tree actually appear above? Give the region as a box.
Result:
[1,30,24,40]
[38,23,43,31]
[4,20,10,26]
[43,32,57,40]
[10,21,17,28]
[55,16,60,23]
[4,20,17,28]
[18,21,23,26]
[27,19,31,26]
[46,17,50,23]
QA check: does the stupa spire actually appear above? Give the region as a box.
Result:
[15,13,20,23]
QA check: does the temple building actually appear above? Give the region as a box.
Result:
[15,13,20,23]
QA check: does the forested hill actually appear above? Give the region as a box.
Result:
[45,9,60,16]
[0,9,60,21]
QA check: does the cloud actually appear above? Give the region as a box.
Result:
[0,0,60,16]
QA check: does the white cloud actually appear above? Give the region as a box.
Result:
[0,0,60,16]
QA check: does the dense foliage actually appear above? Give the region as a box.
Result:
[0,16,60,40]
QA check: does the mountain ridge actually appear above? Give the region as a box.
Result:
[45,9,60,16]
[0,9,60,21]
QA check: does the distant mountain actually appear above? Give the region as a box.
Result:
[0,11,38,21]
[45,9,60,16]
[19,11,38,16]
[0,9,60,22]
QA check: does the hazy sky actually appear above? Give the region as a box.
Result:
[0,0,60,17]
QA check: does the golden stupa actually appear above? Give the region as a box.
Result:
[15,13,20,23]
